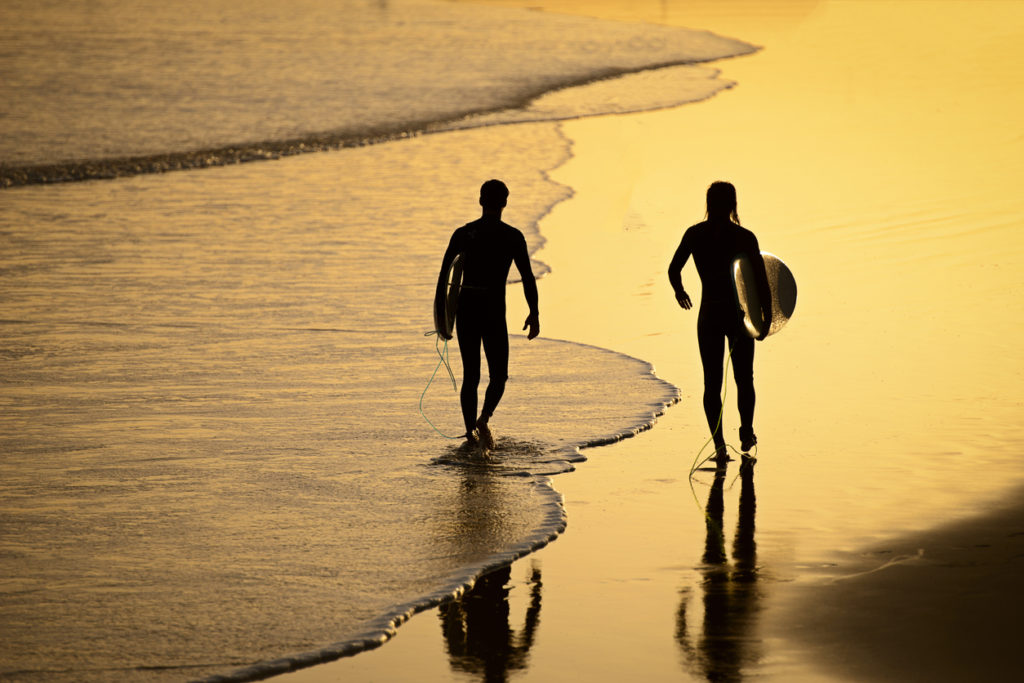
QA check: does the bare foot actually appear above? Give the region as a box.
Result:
[475,418,495,451]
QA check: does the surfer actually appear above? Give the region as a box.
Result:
[436,179,540,449]
[668,181,771,464]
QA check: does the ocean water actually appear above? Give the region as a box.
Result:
[0,0,753,680]
[0,0,752,171]
[271,2,1024,681]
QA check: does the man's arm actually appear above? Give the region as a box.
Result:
[668,232,693,310]
[512,236,540,339]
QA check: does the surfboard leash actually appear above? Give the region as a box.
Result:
[689,342,734,477]
[687,343,758,513]
[419,331,465,440]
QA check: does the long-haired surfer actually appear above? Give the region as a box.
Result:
[668,181,771,465]
[435,180,540,450]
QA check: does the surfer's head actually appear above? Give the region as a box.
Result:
[479,179,509,212]
[706,181,740,225]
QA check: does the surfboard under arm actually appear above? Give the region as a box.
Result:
[732,251,797,339]
[433,253,464,340]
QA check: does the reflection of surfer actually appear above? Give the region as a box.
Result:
[677,466,761,678]
[439,563,542,682]
[436,180,540,449]
[668,181,771,463]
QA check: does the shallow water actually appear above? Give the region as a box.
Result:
[0,120,683,680]
[0,0,751,169]
[277,1,1024,681]
[0,0,735,669]
[5,0,1022,680]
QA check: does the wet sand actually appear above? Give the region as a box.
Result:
[774,493,1024,682]
[275,1,1024,681]
[276,444,1024,682]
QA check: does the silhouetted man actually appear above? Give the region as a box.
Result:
[436,180,540,449]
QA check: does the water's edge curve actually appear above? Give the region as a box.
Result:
[0,59,751,189]
[198,347,680,683]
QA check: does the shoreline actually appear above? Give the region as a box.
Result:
[1,0,756,189]
[198,336,681,683]
[5,1,1020,679]
[275,0,1024,680]
[1,114,688,682]
[0,58,747,190]
[275,471,1024,682]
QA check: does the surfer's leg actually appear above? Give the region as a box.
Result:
[456,317,482,437]
[473,322,507,451]
[479,321,509,423]
[697,310,727,453]
[730,333,756,447]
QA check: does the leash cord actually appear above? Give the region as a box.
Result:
[419,331,464,440]
[689,343,734,477]
[687,343,759,511]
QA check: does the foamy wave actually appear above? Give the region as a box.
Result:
[433,64,737,133]
[0,0,754,186]
[197,336,678,683]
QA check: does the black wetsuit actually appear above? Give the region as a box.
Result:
[668,220,770,446]
[437,216,538,434]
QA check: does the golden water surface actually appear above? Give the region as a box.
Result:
[287,1,1024,680]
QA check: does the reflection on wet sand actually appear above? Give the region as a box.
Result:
[677,465,760,680]
[439,563,542,683]
[433,460,545,682]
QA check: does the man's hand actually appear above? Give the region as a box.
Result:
[523,312,540,340]
[675,290,693,310]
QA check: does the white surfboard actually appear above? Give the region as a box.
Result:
[732,251,797,339]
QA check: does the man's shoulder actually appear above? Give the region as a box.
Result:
[454,219,481,233]
[451,218,525,250]
[499,220,526,240]
[456,217,520,230]
[479,218,526,242]
[450,220,482,243]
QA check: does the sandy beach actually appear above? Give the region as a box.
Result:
[276,1,1024,680]
[2,1,1021,681]
[277,472,1024,682]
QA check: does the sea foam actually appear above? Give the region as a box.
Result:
[0,0,754,185]
[0,121,675,681]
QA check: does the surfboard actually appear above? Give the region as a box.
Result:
[434,252,464,340]
[732,251,797,339]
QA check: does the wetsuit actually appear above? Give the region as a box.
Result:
[437,216,538,435]
[668,220,770,445]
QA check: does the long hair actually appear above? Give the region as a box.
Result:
[705,181,740,225]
